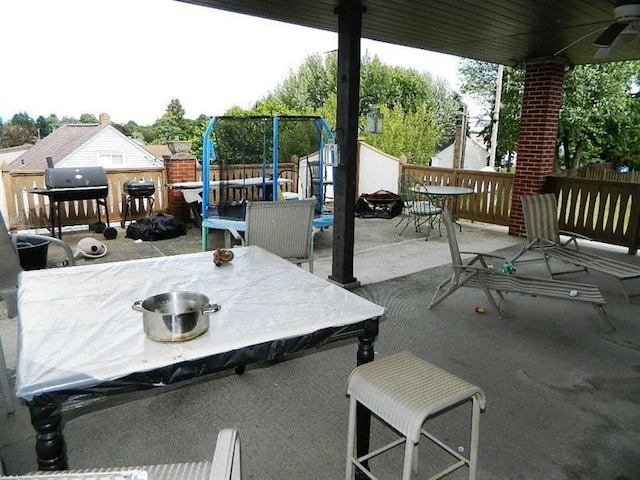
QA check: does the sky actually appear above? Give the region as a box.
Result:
[0,0,481,127]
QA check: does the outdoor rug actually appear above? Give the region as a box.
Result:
[1,246,639,479]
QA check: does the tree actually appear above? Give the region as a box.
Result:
[0,123,33,147]
[60,116,79,124]
[153,98,192,143]
[11,112,36,132]
[268,53,462,164]
[459,59,523,168]
[558,62,640,171]
[459,58,640,171]
[79,113,99,123]
[35,116,52,138]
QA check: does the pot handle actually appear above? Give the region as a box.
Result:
[203,303,221,315]
[131,300,144,312]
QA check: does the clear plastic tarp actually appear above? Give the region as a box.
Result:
[16,246,385,400]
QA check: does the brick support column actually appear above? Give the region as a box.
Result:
[509,60,565,236]
[165,153,197,222]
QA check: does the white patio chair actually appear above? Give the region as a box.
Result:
[226,199,316,272]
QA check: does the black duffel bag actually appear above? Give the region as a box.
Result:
[126,213,188,241]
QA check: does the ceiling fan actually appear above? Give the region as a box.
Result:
[593,1,640,59]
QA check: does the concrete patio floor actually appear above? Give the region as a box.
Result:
[1,215,639,478]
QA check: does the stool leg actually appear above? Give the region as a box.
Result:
[345,397,357,480]
[401,441,414,480]
[468,395,481,480]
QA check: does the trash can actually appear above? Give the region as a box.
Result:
[16,236,50,270]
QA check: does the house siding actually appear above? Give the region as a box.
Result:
[431,138,489,171]
[58,128,161,169]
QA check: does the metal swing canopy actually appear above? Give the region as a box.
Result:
[200,115,336,250]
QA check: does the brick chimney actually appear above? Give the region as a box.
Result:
[99,113,111,125]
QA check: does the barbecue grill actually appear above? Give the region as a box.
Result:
[31,167,110,238]
[124,179,156,197]
[122,179,156,227]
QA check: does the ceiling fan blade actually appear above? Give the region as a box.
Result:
[593,46,612,60]
[594,22,628,47]
[620,26,638,43]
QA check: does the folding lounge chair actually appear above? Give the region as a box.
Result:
[226,198,316,272]
[513,193,640,303]
[428,209,611,328]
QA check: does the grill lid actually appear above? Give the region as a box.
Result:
[124,179,156,196]
[45,167,108,189]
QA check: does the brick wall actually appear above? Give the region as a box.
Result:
[165,155,197,221]
[509,60,565,236]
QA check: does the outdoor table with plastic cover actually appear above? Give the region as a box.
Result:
[15,246,384,471]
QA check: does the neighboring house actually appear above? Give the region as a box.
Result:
[9,117,162,171]
[0,144,33,167]
[431,135,490,171]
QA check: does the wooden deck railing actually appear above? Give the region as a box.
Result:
[544,175,640,254]
[401,165,515,225]
[4,161,637,254]
[196,163,299,204]
[2,167,166,231]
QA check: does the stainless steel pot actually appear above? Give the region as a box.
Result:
[132,291,220,342]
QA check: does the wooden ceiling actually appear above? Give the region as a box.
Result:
[178,0,640,66]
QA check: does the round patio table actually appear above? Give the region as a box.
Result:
[412,185,474,231]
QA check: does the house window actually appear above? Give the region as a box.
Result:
[97,152,125,167]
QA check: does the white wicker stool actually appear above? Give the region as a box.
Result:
[345,351,486,480]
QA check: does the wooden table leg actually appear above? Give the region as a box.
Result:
[355,318,378,480]
[29,396,68,470]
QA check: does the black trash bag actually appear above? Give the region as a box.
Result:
[355,190,403,219]
[126,213,188,241]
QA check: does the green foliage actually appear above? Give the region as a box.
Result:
[207,113,322,168]
[153,98,191,143]
[11,112,35,131]
[269,52,461,163]
[361,103,441,165]
[459,58,640,171]
[35,116,52,138]
[559,62,640,170]
[0,123,33,147]
[459,59,523,167]
[79,113,98,123]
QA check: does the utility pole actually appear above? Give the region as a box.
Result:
[489,64,504,168]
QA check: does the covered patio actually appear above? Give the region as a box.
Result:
[179,0,640,286]
[1,217,639,478]
[2,1,640,478]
